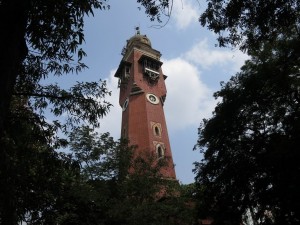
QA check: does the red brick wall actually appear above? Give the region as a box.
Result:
[119,47,176,180]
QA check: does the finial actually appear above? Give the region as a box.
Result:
[135,26,140,35]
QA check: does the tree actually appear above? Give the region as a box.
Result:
[0,75,113,224]
[1,1,113,221]
[0,0,172,137]
[194,37,300,225]
[200,0,300,51]
[137,0,172,22]
[0,1,172,224]
[16,125,131,225]
[198,2,300,223]
[67,125,195,225]
[0,96,83,225]
[69,125,133,182]
[0,0,109,137]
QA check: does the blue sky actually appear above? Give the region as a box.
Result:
[60,0,248,184]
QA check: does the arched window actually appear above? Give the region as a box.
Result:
[152,123,162,137]
[122,98,129,111]
[156,144,164,158]
[155,126,160,136]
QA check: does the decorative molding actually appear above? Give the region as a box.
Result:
[146,93,159,104]
[151,122,162,137]
[130,82,144,95]
[153,141,165,158]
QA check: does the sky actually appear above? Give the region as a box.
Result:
[58,0,249,184]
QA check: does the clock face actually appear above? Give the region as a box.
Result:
[146,93,159,104]
[122,98,129,111]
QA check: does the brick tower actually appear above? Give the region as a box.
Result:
[114,28,176,180]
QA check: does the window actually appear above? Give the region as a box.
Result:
[155,126,160,136]
[122,66,130,80]
[157,146,163,158]
[122,98,129,111]
[143,59,159,71]
[151,122,162,137]
[139,56,161,82]
[125,66,130,76]
[156,144,165,158]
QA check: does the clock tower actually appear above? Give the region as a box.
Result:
[114,29,176,180]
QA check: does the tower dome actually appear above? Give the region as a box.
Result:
[125,27,152,50]
[126,34,152,48]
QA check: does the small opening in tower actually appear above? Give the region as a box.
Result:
[155,126,160,136]
[125,66,130,74]
[124,66,130,80]
[157,145,164,158]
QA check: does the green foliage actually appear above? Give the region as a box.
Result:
[0,1,186,224]
[200,0,300,51]
[137,0,171,22]
[0,113,196,225]
[0,97,80,225]
[69,125,133,181]
[1,3,113,222]
[194,37,300,225]
[65,125,196,225]
[11,78,112,152]
[25,0,109,78]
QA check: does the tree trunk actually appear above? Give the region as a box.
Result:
[0,0,29,224]
[0,0,28,136]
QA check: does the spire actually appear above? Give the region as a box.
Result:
[135,26,140,35]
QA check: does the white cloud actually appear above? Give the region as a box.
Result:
[163,58,216,131]
[184,39,249,71]
[98,70,122,139]
[99,39,249,138]
[172,0,199,29]
[100,58,217,138]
